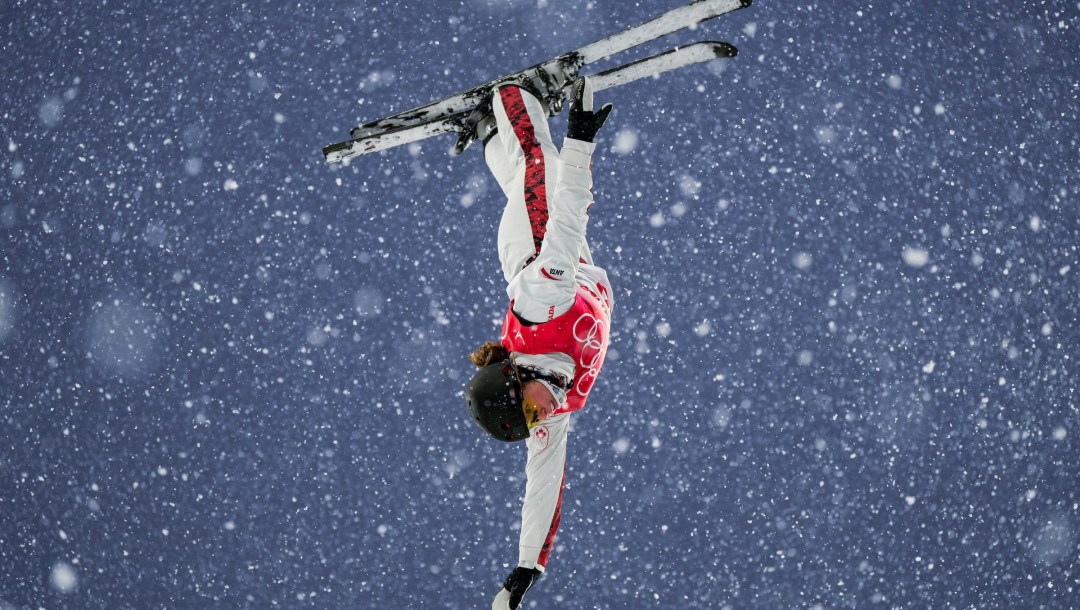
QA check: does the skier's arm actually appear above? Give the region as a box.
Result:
[491,412,569,609]
[517,412,570,570]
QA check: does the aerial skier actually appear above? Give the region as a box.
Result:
[463,76,614,610]
[317,4,750,607]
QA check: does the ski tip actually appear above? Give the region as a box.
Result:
[713,42,738,58]
[740,0,753,7]
[451,137,472,155]
[322,142,346,163]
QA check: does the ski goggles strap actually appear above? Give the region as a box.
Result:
[516,365,572,392]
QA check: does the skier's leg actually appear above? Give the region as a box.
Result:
[482,113,520,202]
[484,85,561,282]
[482,83,592,269]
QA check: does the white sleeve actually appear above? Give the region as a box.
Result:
[517,412,570,571]
[508,138,596,323]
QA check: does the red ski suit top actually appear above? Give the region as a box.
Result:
[501,286,611,416]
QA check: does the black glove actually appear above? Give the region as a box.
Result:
[493,567,541,610]
[566,76,613,143]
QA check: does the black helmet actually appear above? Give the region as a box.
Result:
[465,359,529,442]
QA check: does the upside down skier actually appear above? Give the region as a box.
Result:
[463,76,614,610]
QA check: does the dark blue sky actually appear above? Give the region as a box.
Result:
[2,1,1077,608]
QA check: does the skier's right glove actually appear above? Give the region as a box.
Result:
[567,76,613,143]
[491,567,542,610]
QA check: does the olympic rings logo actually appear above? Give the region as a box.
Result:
[572,312,607,396]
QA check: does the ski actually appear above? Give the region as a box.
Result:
[573,0,748,64]
[323,0,751,161]
[352,0,748,138]
[589,41,736,93]
[322,41,737,162]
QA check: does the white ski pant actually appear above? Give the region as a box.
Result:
[485,85,593,286]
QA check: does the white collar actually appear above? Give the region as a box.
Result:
[535,378,567,407]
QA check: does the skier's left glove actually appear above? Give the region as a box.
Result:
[491,567,542,610]
[567,76,613,143]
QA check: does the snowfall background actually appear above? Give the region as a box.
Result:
[2,0,1077,608]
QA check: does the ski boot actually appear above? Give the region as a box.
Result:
[453,94,499,155]
[514,58,579,116]
[453,58,581,154]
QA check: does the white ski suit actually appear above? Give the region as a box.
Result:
[483,84,614,572]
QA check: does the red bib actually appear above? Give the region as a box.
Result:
[501,287,611,414]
